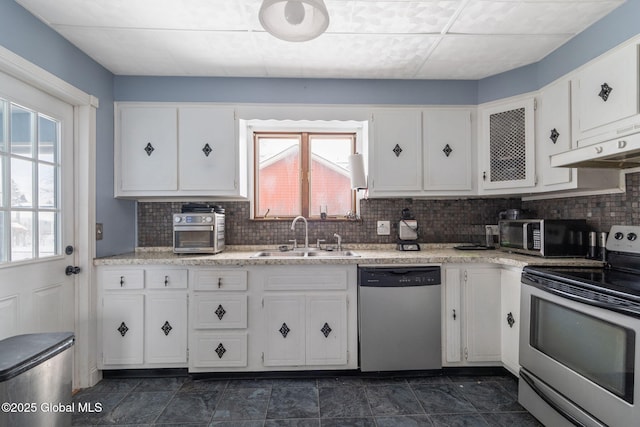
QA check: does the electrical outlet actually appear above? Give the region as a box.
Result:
[377,220,391,235]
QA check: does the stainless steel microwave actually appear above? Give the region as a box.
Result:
[173,213,225,254]
[498,219,589,257]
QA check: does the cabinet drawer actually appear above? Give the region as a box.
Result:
[193,294,247,329]
[191,269,247,291]
[146,269,188,289]
[101,270,144,290]
[191,332,248,368]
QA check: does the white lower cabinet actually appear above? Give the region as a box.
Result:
[260,265,357,370]
[98,266,188,369]
[443,265,502,366]
[501,267,522,376]
[263,294,348,367]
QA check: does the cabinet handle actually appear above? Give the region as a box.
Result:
[321,322,332,338]
[202,143,213,157]
[117,322,129,337]
[452,309,457,320]
[442,144,453,157]
[595,146,603,154]
[482,171,487,181]
[215,304,226,320]
[218,277,222,288]
[393,144,403,157]
[507,312,515,328]
[549,128,559,144]
[120,276,125,287]
[618,140,627,149]
[279,323,291,338]
[215,343,226,359]
[161,321,173,336]
[164,275,169,286]
[144,142,155,156]
[598,82,613,102]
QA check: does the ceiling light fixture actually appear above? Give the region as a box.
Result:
[259,0,330,42]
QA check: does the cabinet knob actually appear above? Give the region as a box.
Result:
[595,146,603,154]
[618,140,627,149]
[164,275,169,286]
[117,322,129,337]
[215,304,226,320]
[161,321,173,336]
[549,128,559,144]
[321,322,332,338]
[598,82,613,102]
[452,309,457,320]
[279,323,291,338]
[507,312,515,328]
[442,144,453,157]
[120,276,125,287]
[202,143,213,157]
[218,277,222,288]
[144,142,155,156]
[215,343,226,359]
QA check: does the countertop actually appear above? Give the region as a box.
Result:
[94,244,604,268]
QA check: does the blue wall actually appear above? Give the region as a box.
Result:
[0,1,133,257]
[2,0,640,256]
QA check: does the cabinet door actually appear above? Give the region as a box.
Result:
[481,98,535,190]
[306,294,347,366]
[370,109,422,193]
[443,268,463,364]
[193,294,247,329]
[102,294,144,365]
[179,107,237,192]
[118,106,178,192]
[574,43,639,137]
[423,110,472,191]
[145,293,188,364]
[263,295,306,366]
[464,268,502,362]
[191,332,248,368]
[537,80,572,187]
[501,269,521,375]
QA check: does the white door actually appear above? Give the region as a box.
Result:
[0,70,76,340]
[263,295,306,366]
[306,294,347,366]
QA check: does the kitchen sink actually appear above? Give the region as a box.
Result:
[251,249,360,258]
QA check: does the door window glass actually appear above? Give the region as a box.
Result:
[0,99,61,263]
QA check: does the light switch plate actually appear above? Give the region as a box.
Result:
[377,220,390,235]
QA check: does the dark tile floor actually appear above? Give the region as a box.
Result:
[72,371,542,426]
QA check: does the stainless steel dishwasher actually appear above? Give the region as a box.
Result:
[358,265,441,371]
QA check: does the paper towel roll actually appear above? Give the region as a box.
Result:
[348,153,367,189]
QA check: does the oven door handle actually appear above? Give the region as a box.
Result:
[174,226,214,232]
[520,370,594,427]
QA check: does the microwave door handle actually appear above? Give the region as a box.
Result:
[522,223,530,250]
[520,370,603,427]
[174,226,214,232]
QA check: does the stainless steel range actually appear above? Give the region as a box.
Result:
[519,225,640,427]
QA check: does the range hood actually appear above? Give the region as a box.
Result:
[550,132,640,169]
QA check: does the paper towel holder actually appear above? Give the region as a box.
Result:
[348,153,367,190]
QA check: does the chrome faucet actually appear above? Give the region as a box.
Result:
[291,216,309,249]
[334,233,342,251]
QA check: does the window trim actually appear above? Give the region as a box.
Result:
[253,131,357,219]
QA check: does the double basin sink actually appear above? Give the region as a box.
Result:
[251,248,360,258]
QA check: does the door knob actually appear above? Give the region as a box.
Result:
[65,266,81,276]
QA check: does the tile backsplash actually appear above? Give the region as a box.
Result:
[137,172,640,248]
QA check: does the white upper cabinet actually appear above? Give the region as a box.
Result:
[423,109,473,191]
[535,79,621,194]
[118,106,178,192]
[115,103,243,198]
[369,108,474,196]
[369,109,423,194]
[178,106,237,193]
[572,42,640,146]
[537,79,572,188]
[479,97,536,192]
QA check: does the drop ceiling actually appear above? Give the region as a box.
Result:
[16,0,626,80]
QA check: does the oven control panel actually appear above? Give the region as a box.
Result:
[607,225,640,253]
